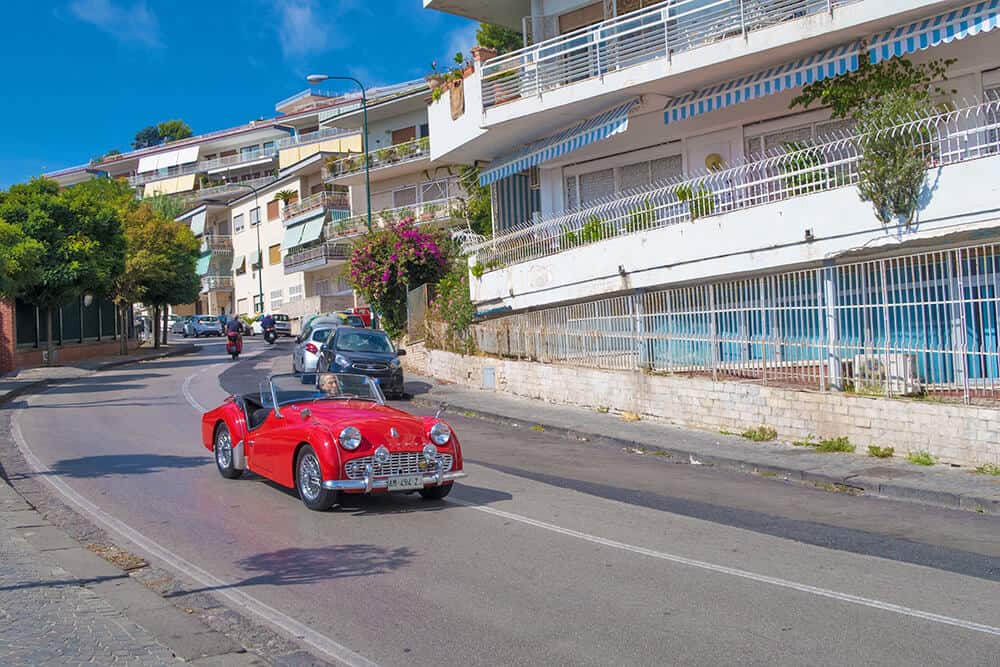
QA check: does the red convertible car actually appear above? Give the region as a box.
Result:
[200,372,465,510]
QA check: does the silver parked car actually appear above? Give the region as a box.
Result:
[291,317,352,373]
[169,316,190,335]
[183,315,223,337]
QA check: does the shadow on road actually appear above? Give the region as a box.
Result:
[45,454,208,478]
[0,573,127,593]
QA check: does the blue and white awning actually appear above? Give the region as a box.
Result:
[869,0,1000,64]
[480,99,641,186]
[664,42,861,125]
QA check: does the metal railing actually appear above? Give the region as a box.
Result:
[283,241,353,270]
[483,0,859,108]
[195,176,276,201]
[202,235,233,253]
[473,241,1000,404]
[201,274,234,291]
[472,100,1000,270]
[275,126,357,149]
[329,197,463,238]
[322,137,431,180]
[198,150,277,172]
[281,191,351,221]
[128,162,199,186]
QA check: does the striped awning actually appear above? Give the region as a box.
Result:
[664,42,861,125]
[869,0,1000,64]
[282,211,326,250]
[195,251,212,277]
[480,99,641,186]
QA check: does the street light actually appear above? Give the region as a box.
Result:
[224,181,265,315]
[305,74,372,232]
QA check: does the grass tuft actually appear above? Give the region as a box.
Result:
[596,405,610,414]
[621,411,641,422]
[867,445,894,458]
[907,451,936,466]
[741,425,777,442]
[793,435,855,453]
[529,425,545,432]
[973,463,1000,476]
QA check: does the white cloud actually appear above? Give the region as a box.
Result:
[273,0,332,59]
[68,0,161,48]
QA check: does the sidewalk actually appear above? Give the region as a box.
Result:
[406,374,1000,515]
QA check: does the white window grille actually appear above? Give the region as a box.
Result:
[288,284,304,302]
[393,186,418,208]
[579,168,615,205]
[233,213,245,232]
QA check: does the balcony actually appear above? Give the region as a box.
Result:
[325,197,466,241]
[470,100,1000,312]
[275,127,357,149]
[198,150,277,174]
[128,162,199,186]
[201,274,234,292]
[283,241,353,274]
[322,137,431,183]
[193,176,277,202]
[281,191,351,224]
[481,0,862,110]
[202,234,233,254]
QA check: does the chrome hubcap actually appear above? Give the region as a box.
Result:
[215,428,232,469]
[299,452,322,502]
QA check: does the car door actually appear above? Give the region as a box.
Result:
[248,407,308,487]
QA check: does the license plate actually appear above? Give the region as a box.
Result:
[387,474,423,491]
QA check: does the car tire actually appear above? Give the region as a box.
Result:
[214,423,243,480]
[419,482,453,500]
[296,445,338,511]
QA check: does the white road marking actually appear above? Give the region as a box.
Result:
[454,500,1000,638]
[181,368,209,412]
[12,365,379,667]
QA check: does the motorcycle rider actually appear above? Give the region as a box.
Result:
[260,312,276,343]
[225,316,243,357]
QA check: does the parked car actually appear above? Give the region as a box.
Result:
[272,313,292,337]
[293,316,357,374]
[169,316,190,335]
[317,327,406,399]
[183,315,223,337]
[201,372,465,511]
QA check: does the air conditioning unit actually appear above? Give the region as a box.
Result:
[852,353,922,396]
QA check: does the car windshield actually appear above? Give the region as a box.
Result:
[335,330,394,354]
[265,373,383,407]
[345,315,365,327]
[198,317,218,323]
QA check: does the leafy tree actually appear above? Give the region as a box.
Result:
[427,258,476,353]
[0,178,127,365]
[0,218,43,300]
[145,193,189,221]
[133,125,161,149]
[457,165,492,237]
[476,23,523,55]
[157,119,194,143]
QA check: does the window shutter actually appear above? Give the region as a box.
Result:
[267,200,280,220]
[579,168,615,205]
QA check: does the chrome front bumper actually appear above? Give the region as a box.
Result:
[322,461,467,493]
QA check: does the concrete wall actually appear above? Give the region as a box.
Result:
[403,346,1000,467]
[278,135,362,170]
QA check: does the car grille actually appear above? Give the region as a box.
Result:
[344,452,454,479]
[352,362,388,372]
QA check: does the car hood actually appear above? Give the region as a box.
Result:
[299,402,428,447]
[335,351,398,363]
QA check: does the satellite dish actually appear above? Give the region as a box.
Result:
[705,153,724,171]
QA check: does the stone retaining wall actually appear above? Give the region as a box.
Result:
[403,344,1000,467]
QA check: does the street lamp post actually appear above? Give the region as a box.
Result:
[306,74,372,232]
[225,182,264,315]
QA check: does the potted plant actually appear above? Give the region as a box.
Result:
[275,189,297,210]
[421,202,440,221]
[454,51,474,78]
[376,147,394,163]
[425,60,445,90]
[397,141,416,159]
[418,136,430,153]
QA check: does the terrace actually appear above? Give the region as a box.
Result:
[281,191,351,223]
[322,137,431,182]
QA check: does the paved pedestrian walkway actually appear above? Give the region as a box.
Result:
[405,374,1000,515]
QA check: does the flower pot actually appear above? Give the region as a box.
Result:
[426,74,445,89]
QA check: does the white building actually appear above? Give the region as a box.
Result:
[423,0,1000,402]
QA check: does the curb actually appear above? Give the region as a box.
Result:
[410,395,1000,516]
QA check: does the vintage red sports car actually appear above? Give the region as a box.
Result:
[200,372,465,510]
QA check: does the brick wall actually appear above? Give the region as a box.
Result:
[403,346,1000,467]
[0,300,14,375]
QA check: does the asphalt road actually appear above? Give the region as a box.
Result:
[11,336,1000,666]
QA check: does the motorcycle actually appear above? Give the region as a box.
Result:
[263,325,277,345]
[226,330,243,360]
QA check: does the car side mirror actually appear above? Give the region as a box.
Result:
[396,348,406,356]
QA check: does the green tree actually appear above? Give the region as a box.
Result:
[457,165,492,237]
[476,23,523,54]
[0,218,43,300]
[133,125,161,149]
[0,178,127,365]
[157,119,194,143]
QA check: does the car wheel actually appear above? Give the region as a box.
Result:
[419,482,453,500]
[214,423,243,480]
[296,445,338,511]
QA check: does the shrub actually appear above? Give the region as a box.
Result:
[814,437,856,453]
[973,463,1000,476]
[675,184,714,220]
[906,451,936,466]
[742,426,777,442]
[868,445,895,458]
[626,199,655,232]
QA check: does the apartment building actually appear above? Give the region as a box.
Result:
[282,80,471,316]
[424,0,1000,402]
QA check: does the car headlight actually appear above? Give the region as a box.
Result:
[429,422,451,445]
[389,357,401,369]
[334,354,350,369]
[339,426,362,450]
[422,442,437,462]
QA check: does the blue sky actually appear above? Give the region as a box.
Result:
[0,1,478,188]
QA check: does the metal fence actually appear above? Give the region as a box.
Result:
[483,0,859,107]
[473,242,1000,403]
[471,100,1000,270]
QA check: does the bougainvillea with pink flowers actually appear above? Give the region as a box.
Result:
[347,218,449,338]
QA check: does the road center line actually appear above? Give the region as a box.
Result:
[454,499,1000,638]
[11,391,379,667]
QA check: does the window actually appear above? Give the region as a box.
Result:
[268,244,281,265]
[391,126,417,145]
[236,298,248,315]
[250,207,260,226]
[421,180,448,202]
[240,145,259,160]
[233,213,245,232]
[288,284,304,302]
[565,152,682,209]
[252,295,263,313]
[578,168,615,206]
[267,199,280,221]
[565,176,578,210]
[393,186,417,208]
[744,118,856,157]
[270,288,283,309]
[419,123,429,138]
[529,166,540,190]
[262,141,275,153]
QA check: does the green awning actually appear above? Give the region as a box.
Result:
[231,254,245,271]
[299,216,324,245]
[282,210,326,251]
[282,224,305,249]
[189,210,206,236]
[195,251,212,277]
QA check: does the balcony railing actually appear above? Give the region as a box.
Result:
[482,0,861,108]
[202,234,233,253]
[324,197,465,240]
[275,126,357,149]
[194,176,277,201]
[128,162,199,186]
[198,150,277,172]
[283,241,353,271]
[471,100,1000,270]
[281,191,351,221]
[201,274,234,291]
[322,137,431,180]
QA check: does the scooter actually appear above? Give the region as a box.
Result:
[226,330,243,360]
[263,325,277,345]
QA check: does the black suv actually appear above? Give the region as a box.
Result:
[318,327,405,398]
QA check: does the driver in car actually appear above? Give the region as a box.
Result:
[316,373,341,397]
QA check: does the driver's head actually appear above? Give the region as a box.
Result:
[318,374,339,394]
